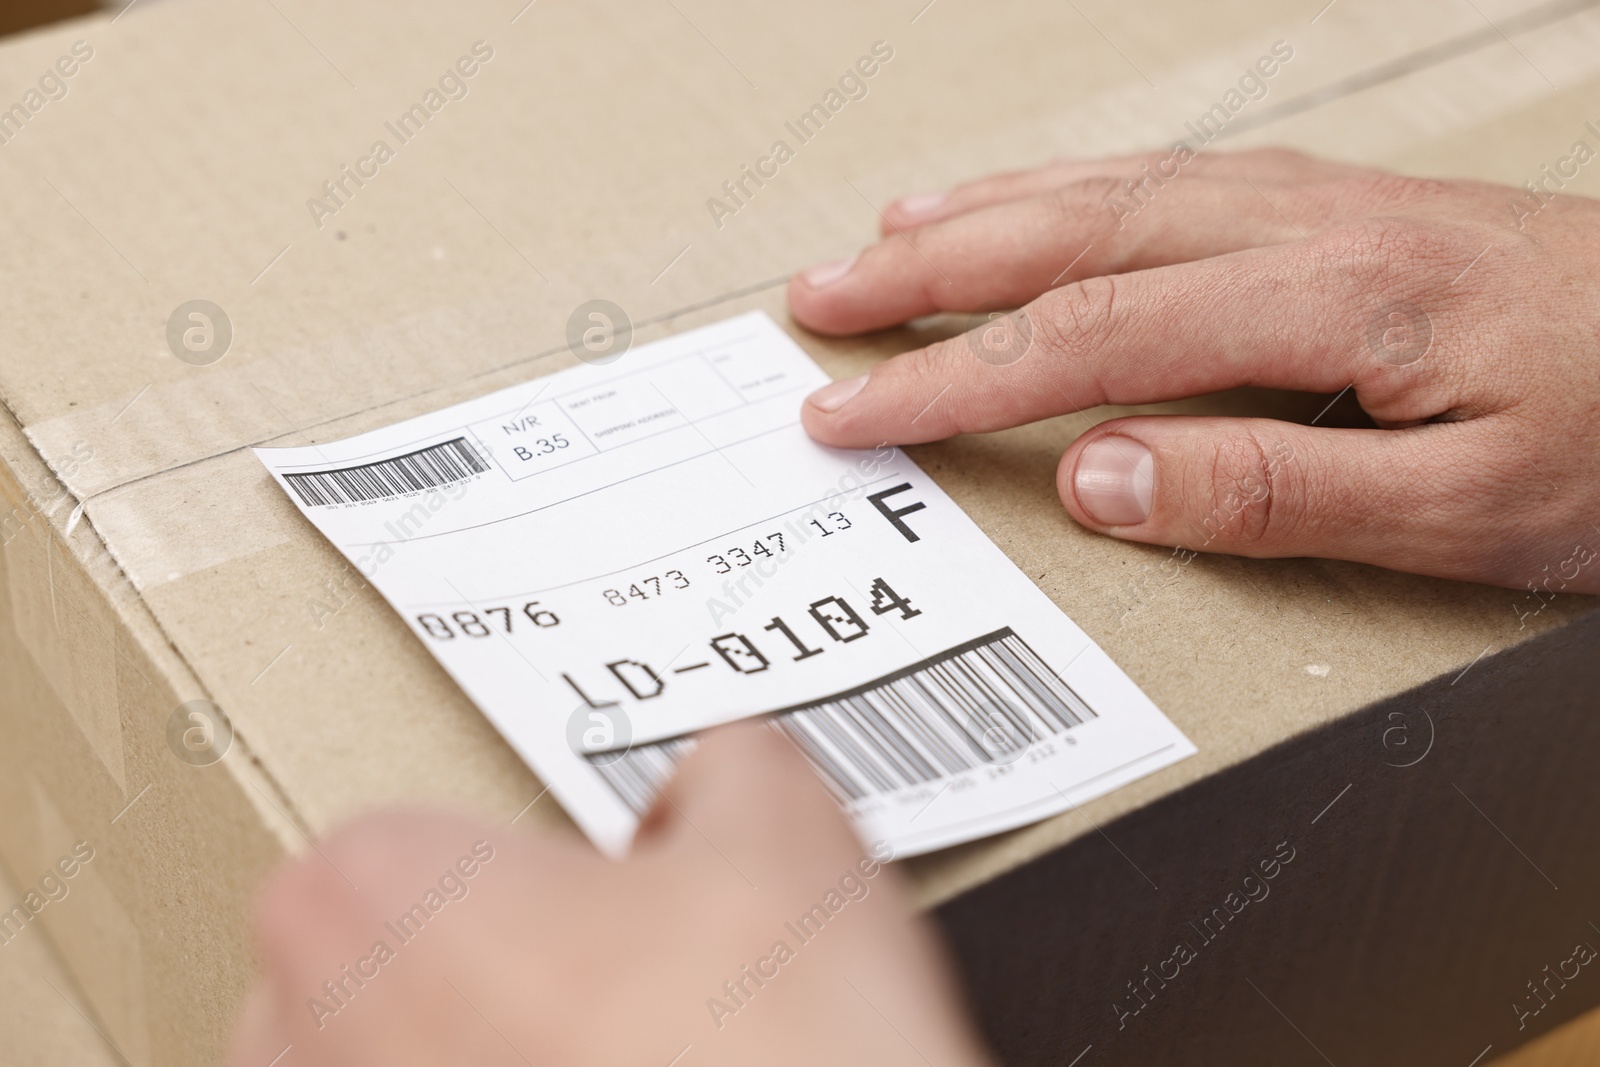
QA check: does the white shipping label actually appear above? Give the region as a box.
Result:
[255,312,1194,857]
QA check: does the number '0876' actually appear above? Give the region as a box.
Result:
[416,601,560,640]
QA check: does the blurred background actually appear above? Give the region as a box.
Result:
[2,0,1599,1064]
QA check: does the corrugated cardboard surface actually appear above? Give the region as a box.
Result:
[0,860,123,1067]
[2,1,1599,1063]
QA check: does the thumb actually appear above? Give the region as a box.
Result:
[1058,416,1482,577]
[641,727,993,1067]
[641,719,870,876]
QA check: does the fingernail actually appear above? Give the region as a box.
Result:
[1074,437,1153,526]
[809,374,867,413]
[800,254,859,289]
[894,189,948,220]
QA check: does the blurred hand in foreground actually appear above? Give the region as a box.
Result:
[229,720,995,1067]
[790,148,1600,596]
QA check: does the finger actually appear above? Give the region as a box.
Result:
[791,174,1306,337]
[646,718,864,877]
[649,729,988,1065]
[1056,415,1484,574]
[227,986,297,1067]
[247,846,386,1061]
[878,147,1363,233]
[801,236,1442,449]
[250,814,529,1062]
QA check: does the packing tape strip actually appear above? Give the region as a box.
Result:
[19,225,793,506]
[23,289,557,502]
[35,276,793,589]
[22,4,1600,583]
[83,449,303,593]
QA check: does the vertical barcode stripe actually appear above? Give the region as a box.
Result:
[779,716,869,802]
[806,703,901,795]
[879,681,970,776]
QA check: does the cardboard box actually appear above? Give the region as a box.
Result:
[2,1,1598,1064]
[0,860,124,1067]
[1497,1001,1600,1067]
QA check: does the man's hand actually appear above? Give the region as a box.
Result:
[229,721,995,1067]
[789,148,1600,594]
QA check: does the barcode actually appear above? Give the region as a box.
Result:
[283,437,488,506]
[587,628,1095,812]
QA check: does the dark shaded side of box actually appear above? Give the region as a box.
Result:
[938,608,1600,1067]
